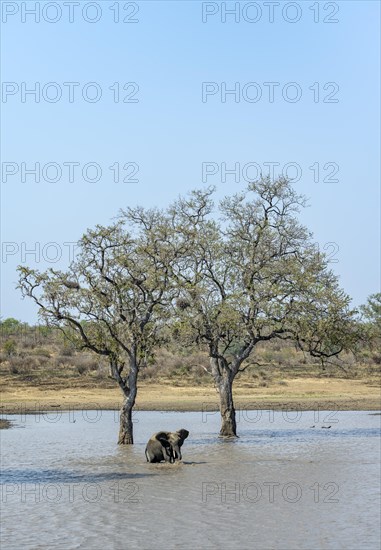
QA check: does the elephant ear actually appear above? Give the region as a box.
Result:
[177,429,189,444]
[156,432,171,448]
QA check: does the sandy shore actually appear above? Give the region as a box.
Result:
[1,378,380,414]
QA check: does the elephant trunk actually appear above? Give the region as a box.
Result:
[169,447,176,463]
[173,445,182,461]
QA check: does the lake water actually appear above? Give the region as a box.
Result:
[1,409,380,550]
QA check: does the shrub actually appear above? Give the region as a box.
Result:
[61,347,74,357]
[8,357,25,374]
[33,355,49,366]
[33,348,51,358]
[71,354,98,375]
[3,339,17,357]
[76,364,88,375]
[55,356,70,367]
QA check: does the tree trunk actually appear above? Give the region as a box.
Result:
[118,400,134,444]
[111,355,138,445]
[210,356,238,437]
[218,372,237,437]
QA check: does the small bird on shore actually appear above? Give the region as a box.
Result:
[321,425,331,429]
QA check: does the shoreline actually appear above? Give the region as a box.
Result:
[2,403,380,415]
[1,378,380,415]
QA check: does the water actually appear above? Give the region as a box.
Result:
[1,410,380,550]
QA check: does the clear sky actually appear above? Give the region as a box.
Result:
[1,0,380,323]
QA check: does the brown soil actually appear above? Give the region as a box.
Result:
[1,377,380,414]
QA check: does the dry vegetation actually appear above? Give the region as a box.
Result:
[1,321,380,413]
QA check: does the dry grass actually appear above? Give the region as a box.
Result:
[1,377,380,414]
[1,324,380,413]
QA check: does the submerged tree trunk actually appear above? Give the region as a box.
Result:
[111,355,138,445]
[118,400,134,444]
[218,372,237,437]
[210,357,238,438]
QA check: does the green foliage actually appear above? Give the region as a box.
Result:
[0,318,27,345]
[170,177,358,381]
[3,339,17,356]
[358,293,381,366]
[17,177,362,394]
[360,293,381,336]
[0,318,21,330]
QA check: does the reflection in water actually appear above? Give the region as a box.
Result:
[1,410,380,550]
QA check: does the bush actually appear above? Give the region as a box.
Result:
[71,354,98,375]
[61,347,74,357]
[54,356,69,367]
[76,364,88,375]
[8,357,26,374]
[3,339,17,356]
[33,355,49,367]
[9,363,20,375]
[33,348,51,358]
[94,363,109,378]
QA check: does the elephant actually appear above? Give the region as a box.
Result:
[145,429,189,463]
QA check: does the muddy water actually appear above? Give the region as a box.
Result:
[1,410,380,550]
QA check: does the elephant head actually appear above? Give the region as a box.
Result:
[166,429,189,461]
[145,429,189,463]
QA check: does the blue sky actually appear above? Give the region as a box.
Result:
[1,0,380,322]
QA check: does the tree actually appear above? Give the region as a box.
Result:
[3,339,17,356]
[0,318,22,340]
[359,293,381,364]
[18,211,176,444]
[172,177,358,437]
[360,293,381,336]
[17,179,359,441]
[0,318,21,331]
